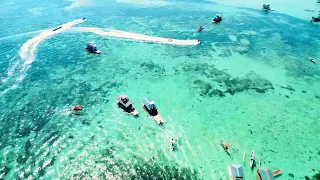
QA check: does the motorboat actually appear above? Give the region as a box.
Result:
[212,14,223,23]
[198,26,204,32]
[52,26,62,32]
[311,16,320,22]
[228,164,245,180]
[116,95,138,116]
[262,4,271,10]
[86,41,101,54]
[142,98,164,125]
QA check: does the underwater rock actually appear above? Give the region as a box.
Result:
[289,173,294,178]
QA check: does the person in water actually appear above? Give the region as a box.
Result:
[198,26,204,31]
[171,138,177,151]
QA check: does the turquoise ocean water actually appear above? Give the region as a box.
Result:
[1,0,320,179]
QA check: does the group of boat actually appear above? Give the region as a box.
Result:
[116,95,165,125]
[218,140,283,180]
[262,3,320,22]
[228,164,283,180]
[197,14,223,32]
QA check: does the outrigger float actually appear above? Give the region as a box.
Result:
[257,168,283,180]
[142,98,164,125]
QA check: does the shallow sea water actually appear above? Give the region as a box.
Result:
[0,0,320,179]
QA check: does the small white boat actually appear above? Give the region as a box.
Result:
[142,98,164,125]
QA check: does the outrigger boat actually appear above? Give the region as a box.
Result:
[256,168,283,180]
[309,57,316,64]
[116,94,139,116]
[142,98,164,125]
[220,140,231,155]
[250,150,255,168]
[228,164,245,180]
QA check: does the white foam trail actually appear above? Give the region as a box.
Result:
[0,30,44,41]
[19,19,86,68]
[0,19,85,96]
[74,27,201,46]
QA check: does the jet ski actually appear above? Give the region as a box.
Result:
[212,14,223,23]
[198,26,204,32]
[116,95,139,116]
[142,98,164,125]
[52,26,62,32]
[86,41,101,54]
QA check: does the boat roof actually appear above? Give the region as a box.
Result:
[229,164,245,180]
[88,41,97,47]
[257,168,274,180]
[120,94,128,99]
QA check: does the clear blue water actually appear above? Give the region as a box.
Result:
[1,0,320,179]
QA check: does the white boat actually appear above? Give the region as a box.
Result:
[142,98,164,125]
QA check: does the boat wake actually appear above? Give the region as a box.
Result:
[0,19,85,96]
[74,27,201,46]
[1,20,199,96]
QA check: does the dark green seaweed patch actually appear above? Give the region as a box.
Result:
[184,62,274,97]
[313,173,320,180]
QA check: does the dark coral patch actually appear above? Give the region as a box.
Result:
[185,63,274,97]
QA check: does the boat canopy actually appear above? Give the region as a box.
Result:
[117,94,132,108]
[87,41,98,51]
[229,164,245,180]
[257,168,275,180]
[143,98,157,110]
